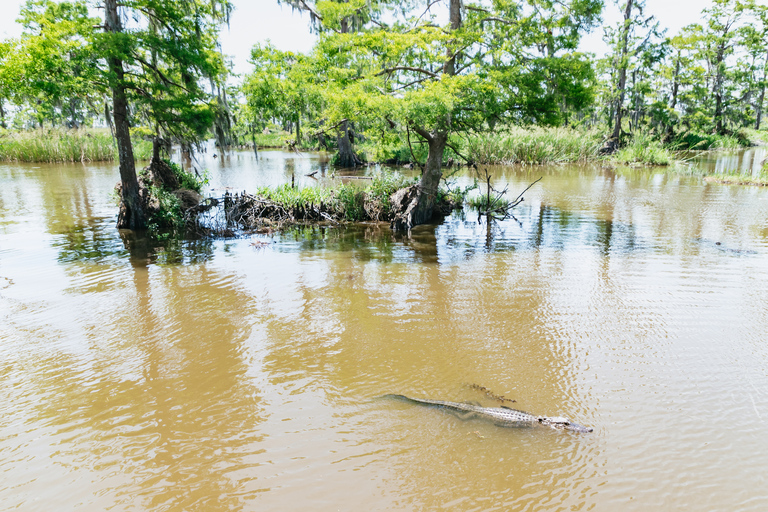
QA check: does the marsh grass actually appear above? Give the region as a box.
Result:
[0,128,152,162]
[704,165,768,186]
[612,131,674,165]
[237,171,416,224]
[669,131,746,150]
[465,127,603,164]
[252,132,291,148]
[467,194,510,211]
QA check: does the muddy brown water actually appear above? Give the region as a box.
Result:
[1,149,767,511]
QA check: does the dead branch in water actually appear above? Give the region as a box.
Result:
[475,168,541,222]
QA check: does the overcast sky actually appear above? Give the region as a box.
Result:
[3,0,764,77]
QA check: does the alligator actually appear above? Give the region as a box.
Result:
[383,394,593,433]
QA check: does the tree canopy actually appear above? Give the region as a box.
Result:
[2,0,768,230]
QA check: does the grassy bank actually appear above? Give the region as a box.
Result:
[0,128,152,163]
[226,171,419,228]
[612,131,674,165]
[463,127,603,165]
[703,165,768,186]
[669,129,762,150]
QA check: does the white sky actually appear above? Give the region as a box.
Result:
[2,0,766,77]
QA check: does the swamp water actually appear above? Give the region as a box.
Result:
[1,150,767,511]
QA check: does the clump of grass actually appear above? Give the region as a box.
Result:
[704,165,768,186]
[255,183,334,209]
[232,171,419,224]
[363,171,416,219]
[465,126,603,164]
[166,159,206,192]
[0,128,152,162]
[669,131,746,150]
[612,131,673,165]
[252,131,292,148]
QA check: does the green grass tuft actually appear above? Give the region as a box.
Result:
[612,131,673,165]
[0,128,152,162]
[465,127,603,165]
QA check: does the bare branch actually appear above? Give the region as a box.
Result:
[375,66,439,79]
[480,17,517,26]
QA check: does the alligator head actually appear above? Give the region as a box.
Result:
[538,416,593,433]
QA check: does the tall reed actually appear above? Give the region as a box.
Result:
[0,128,152,163]
[612,131,673,165]
[465,127,603,165]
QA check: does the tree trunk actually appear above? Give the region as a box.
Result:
[0,99,6,129]
[106,0,145,230]
[391,0,461,230]
[611,0,634,143]
[666,52,681,140]
[390,131,447,231]
[335,120,362,167]
[443,0,462,75]
[756,49,768,130]
[714,44,726,134]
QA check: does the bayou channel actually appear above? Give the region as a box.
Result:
[1,148,767,511]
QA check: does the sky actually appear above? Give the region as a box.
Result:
[2,0,763,77]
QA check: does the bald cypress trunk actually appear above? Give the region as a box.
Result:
[391,0,461,230]
[106,0,145,230]
[611,0,634,144]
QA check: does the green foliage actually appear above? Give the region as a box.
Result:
[612,131,674,165]
[251,170,415,222]
[12,0,102,128]
[240,43,321,143]
[465,126,603,164]
[467,194,511,212]
[669,131,745,150]
[0,128,151,162]
[334,184,366,221]
[166,160,206,193]
[146,185,184,233]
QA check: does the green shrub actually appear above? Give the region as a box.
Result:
[166,159,206,192]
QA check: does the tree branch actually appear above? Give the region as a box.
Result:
[375,66,439,78]
[409,122,433,143]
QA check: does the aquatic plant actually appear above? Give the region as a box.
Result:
[0,128,153,163]
[465,127,603,165]
[612,131,673,166]
[704,166,768,186]
[669,131,746,151]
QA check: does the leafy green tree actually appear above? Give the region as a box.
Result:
[14,0,101,128]
[94,0,233,229]
[281,0,602,228]
[0,38,23,128]
[701,0,745,134]
[602,0,663,147]
[241,43,319,146]
[739,0,768,129]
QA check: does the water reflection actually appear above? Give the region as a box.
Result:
[2,151,768,511]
